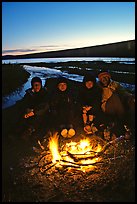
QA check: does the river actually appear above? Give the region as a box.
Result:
[2,57,135,109]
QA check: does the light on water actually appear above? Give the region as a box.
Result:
[2,57,135,65]
[2,57,135,109]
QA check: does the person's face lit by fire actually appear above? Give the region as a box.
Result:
[33,82,41,92]
[100,76,110,87]
[58,82,67,92]
[85,81,94,89]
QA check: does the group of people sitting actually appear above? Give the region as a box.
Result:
[16,69,135,141]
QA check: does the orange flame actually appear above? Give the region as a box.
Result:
[48,133,103,172]
[48,132,61,163]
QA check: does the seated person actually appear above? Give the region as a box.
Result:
[78,73,104,134]
[17,77,50,139]
[97,70,135,135]
[49,77,76,138]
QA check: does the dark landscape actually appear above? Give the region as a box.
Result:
[2,64,30,96]
[2,40,135,202]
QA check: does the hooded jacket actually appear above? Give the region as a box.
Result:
[50,77,74,112]
[22,87,49,116]
[79,74,102,115]
[49,77,75,126]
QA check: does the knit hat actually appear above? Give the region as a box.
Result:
[83,73,96,84]
[57,76,68,85]
[98,72,111,81]
[31,77,42,87]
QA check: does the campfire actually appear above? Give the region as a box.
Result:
[31,130,130,174]
[20,125,134,202]
[48,133,103,172]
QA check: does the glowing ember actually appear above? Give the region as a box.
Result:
[79,139,90,151]
[48,133,103,172]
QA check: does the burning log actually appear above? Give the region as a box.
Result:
[29,132,128,174]
[64,135,125,162]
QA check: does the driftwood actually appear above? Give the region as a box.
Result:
[65,135,125,162]
[40,163,56,173]
[27,135,126,173]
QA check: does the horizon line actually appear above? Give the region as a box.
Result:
[2,39,135,57]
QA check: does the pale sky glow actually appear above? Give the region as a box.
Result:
[2,2,135,56]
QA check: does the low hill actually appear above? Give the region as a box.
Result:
[2,40,135,60]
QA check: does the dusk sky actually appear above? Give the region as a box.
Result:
[2,2,135,56]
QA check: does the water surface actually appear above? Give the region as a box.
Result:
[2,57,135,65]
[2,64,135,109]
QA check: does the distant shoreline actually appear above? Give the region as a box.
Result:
[2,40,135,60]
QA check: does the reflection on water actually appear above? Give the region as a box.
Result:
[2,65,84,109]
[2,57,135,65]
[2,63,135,109]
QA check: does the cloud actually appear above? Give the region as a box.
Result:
[2,48,37,54]
[36,44,70,48]
[39,45,61,48]
[2,44,75,56]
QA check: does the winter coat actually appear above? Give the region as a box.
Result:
[49,88,75,127]
[21,87,49,116]
[79,83,102,116]
[98,80,133,113]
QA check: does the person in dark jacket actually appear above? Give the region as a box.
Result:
[17,77,50,138]
[78,73,104,134]
[49,77,76,138]
[23,77,49,116]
